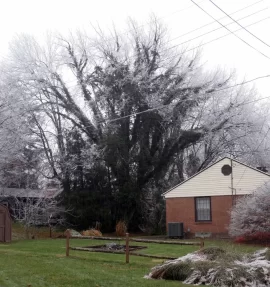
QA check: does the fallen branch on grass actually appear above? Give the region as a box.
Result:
[146,247,270,286]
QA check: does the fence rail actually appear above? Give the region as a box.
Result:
[70,235,202,245]
[65,230,204,263]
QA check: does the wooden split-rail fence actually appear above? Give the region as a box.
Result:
[65,230,204,263]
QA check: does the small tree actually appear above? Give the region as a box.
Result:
[11,193,66,239]
[229,182,270,239]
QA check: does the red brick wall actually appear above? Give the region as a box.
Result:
[166,195,237,237]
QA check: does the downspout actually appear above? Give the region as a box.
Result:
[230,158,234,206]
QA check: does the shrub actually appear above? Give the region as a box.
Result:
[234,236,246,244]
[234,232,270,244]
[229,182,270,242]
[115,220,127,236]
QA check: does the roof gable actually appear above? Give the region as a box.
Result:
[164,157,270,198]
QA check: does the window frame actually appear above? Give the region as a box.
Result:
[194,196,212,222]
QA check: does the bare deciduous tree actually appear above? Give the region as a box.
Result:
[11,193,66,239]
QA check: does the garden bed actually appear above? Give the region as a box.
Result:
[83,242,147,252]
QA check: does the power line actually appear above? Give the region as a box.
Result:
[84,1,269,64]
[62,3,269,88]
[208,0,270,48]
[169,0,265,43]
[211,75,270,92]
[183,16,270,54]
[108,15,270,61]
[92,0,207,45]
[63,15,269,89]
[112,15,270,61]
[100,74,270,124]
[169,8,267,50]
[235,126,270,187]
[97,0,264,49]
[190,0,270,60]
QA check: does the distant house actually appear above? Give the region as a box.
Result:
[163,157,270,238]
[0,187,62,202]
[0,188,62,221]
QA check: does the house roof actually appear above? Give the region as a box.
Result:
[0,188,62,199]
[162,156,270,196]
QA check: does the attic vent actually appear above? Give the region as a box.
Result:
[221,164,232,176]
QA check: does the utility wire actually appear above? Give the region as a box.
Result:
[210,74,270,92]
[99,74,270,124]
[64,15,270,88]
[190,0,270,60]
[235,126,270,187]
[169,0,265,43]
[101,15,270,62]
[84,0,268,63]
[183,16,270,54]
[107,15,270,61]
[169,8,267,50]
[62,3,269,87]
[92,0,207,45]
[95,0,263,47]
[208,0,270,48]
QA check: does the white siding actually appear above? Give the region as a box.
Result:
[164,158,270,198]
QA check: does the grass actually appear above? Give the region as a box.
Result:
[0,230,263,287]
[0,239,192,287]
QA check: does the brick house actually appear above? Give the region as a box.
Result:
[163,157,270,238]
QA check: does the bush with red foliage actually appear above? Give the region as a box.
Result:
[235,232,270,244]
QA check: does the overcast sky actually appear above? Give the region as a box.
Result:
[0,0,269,98]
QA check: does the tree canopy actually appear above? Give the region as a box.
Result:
[1,19,269,231]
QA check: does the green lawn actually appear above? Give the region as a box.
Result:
[0,238,261,287]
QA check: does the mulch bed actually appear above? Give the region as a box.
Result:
[83,243,147,252]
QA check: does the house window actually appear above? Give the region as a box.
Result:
[195,197,211,222]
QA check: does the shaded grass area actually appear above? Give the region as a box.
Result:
[0,238,262,287]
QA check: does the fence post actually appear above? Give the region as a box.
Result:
[66,229,70,257]
[200,237,204,250]
[125,233,129,263]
